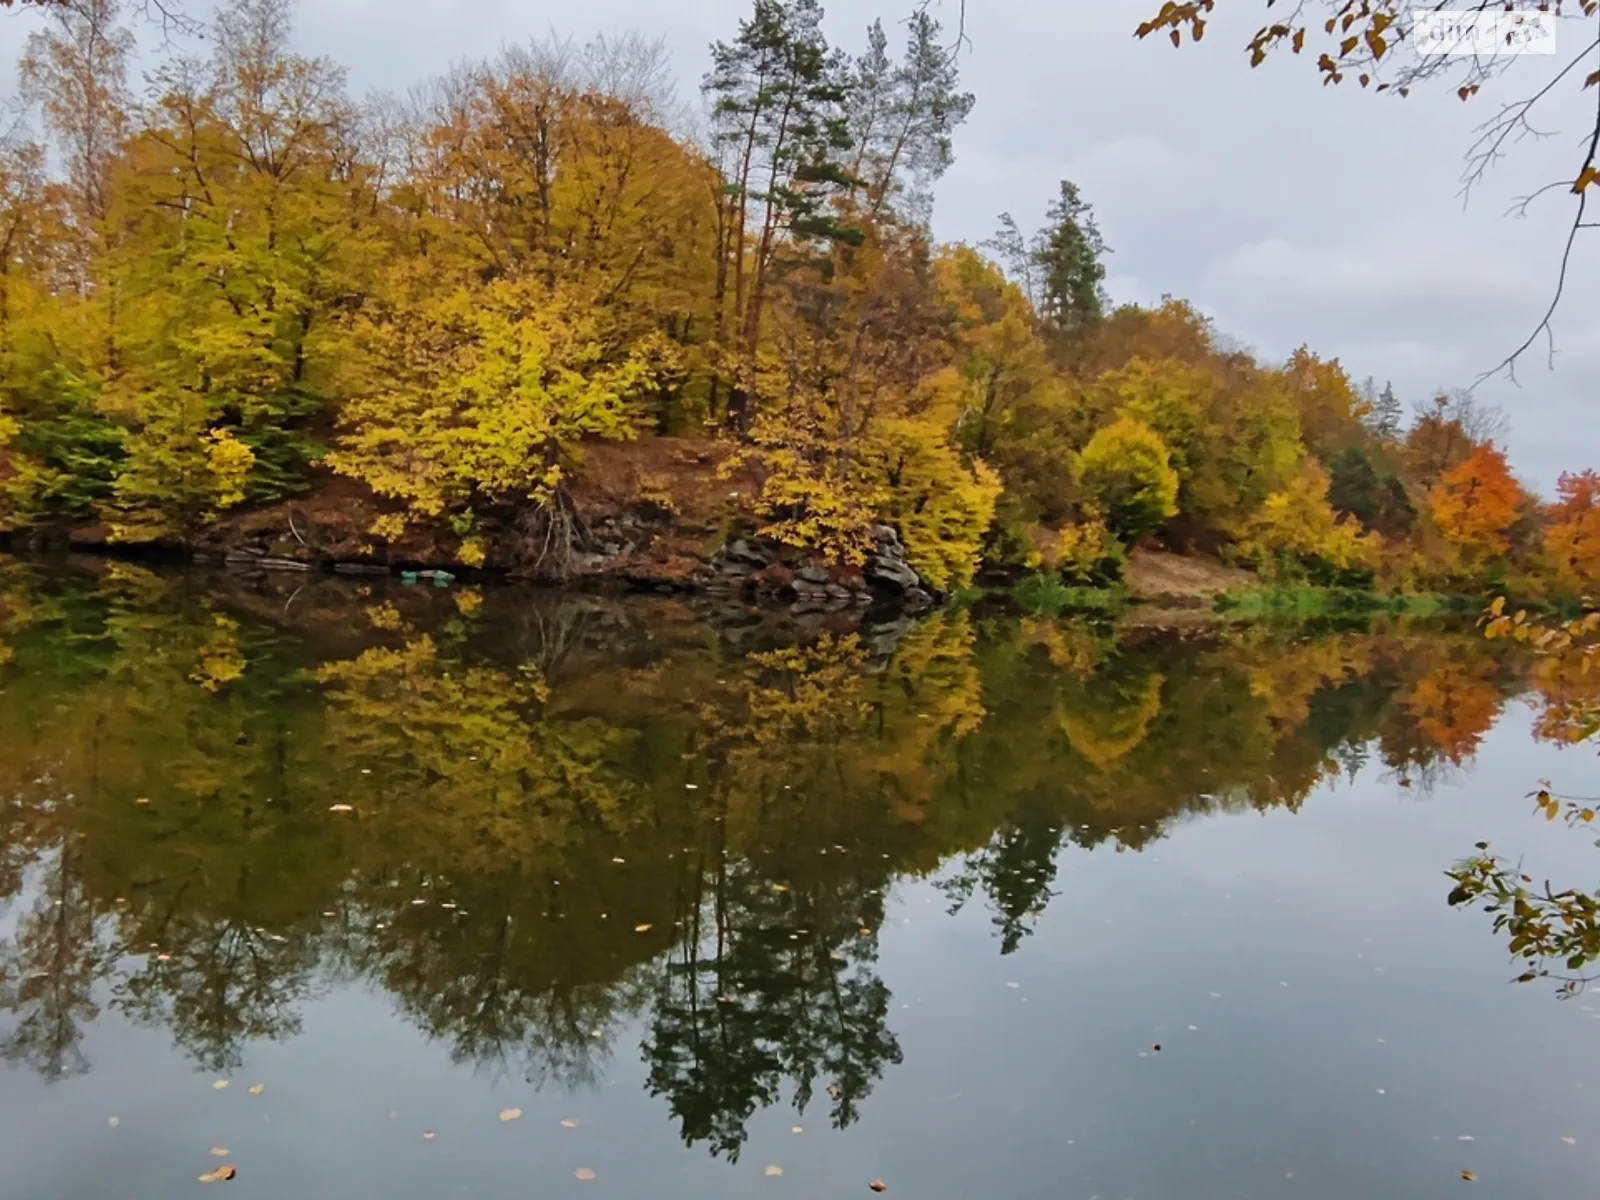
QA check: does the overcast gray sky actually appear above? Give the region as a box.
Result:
[2,0,1595,492]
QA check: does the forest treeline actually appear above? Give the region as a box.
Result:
[0,559,1584,1123]
[0,0,1597,597]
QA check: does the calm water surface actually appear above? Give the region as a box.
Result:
[0,559,1597,1199]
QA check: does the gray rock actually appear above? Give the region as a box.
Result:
[869,523,901,547]
[724,538,772,568]
[864,554,921,593]
[796,565,830,585]
[824,583,852,600]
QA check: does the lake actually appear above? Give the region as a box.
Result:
[0,558,1597,1200]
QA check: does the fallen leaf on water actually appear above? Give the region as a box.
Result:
[247,1085,264,1096]
[107,1117,120,1128]
[499,1108,522,1122]
[328,804,354,813]
[210,1147,230,1157]
[1562,1136,1577,1145]
[135,797,149,805]
[634,924,653,933]
[1458,1136,1474,1142]
[1005,982,1019,989]
[1152,1044,1161,1052]
[869,1181,887,1193]
[611,857,626,864]
[212,1080,229,1090]
[561,1120,579,1129]
[765,1166,784,1177]
[791,1126,803,1134]
[1461,1170,1476,1182]
[198,1166,238,1183]
[826,1084,842,1099]
[575,1168,597,1181]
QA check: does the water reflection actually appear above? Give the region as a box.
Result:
[0,557,1560,1158]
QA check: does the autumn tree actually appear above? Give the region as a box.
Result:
[17,0,132,298]
[1087,355,1301,543]
[1544,470,1600,594]
[1281,347,1370,460]
[1427,443,1523,560]
[93,0,382,538]
[1239,458,1380,584]
[1079,416,1179,543]
[1404,393,1509,488]
[327,269,666,570]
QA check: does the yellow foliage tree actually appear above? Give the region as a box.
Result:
[327,269,667,566]
[1240,459,1380,582]
[1079,416,1180,542]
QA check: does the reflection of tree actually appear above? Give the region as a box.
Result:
[0,849,101,1079]
[1059,672,1163,767]
[939,810,1064,954]
[643,858,900,1161]
[1448,607,1600,996]
[0,563,1547,1157]
[114,918,318,1072]
[315,637,640,873]
[347,874,646,1089]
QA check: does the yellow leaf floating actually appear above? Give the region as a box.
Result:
[212,1080,229,1090]
[765,1165,784,1177]
[210,1147,230,1157]
[561,1119,579,1129]
[1461,1170,1476,1182]
[329,804,355,814]
[499,1108,522,1122]
[634,924,653,933]
[198,1166,237,1183]
[575,1169,597,1181]
[247,1084,264,1096]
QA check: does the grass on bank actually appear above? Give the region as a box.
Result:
[1009,574,1130,616]
[1212,587,1488,619]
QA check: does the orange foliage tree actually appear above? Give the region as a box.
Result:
[1543,471,1600,595]
[1426,444,1522,559]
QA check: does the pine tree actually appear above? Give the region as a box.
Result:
[982,179,1109,338]
[702,0,854,428]
[1035,179,1109,337]
[1370,381,1403,440]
